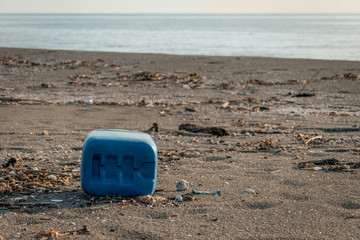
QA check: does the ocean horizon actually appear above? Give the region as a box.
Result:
[1,13,360,61]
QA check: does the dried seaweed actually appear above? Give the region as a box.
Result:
[0,157,73,194]
[179,123,228,136]
[297,158,360,171]
[118,72,204,88]
[321,72,360,80]
[34,225,90,239]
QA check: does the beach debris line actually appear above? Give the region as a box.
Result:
[117,72,204,89]
[0,156,73,194]
[158,150,187,162]
[179,123,228,137]
[321,72,360,80]
[217,96,279,113]
[68,73,114,87]
[86,194,171,207]
[0,200,60,210]
[297,158,360,172]
[168,189,221,201]
[0,95,201,108]
[220,100,271,113]
[33,225,90,239]
[68,71,205,89]
[0,56,90,70]
[247,79,302,85]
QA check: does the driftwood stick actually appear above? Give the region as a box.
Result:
[305,136,323,145]
[323,127,359,132]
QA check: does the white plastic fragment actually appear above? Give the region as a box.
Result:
[241,189,256,194]
[312,167,323,171]
[175,195,183,202]
[13,197,25,201]
[191,189,222,195]
[137,195,155,204]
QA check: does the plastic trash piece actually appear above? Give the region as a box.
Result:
[312,167,323,171]
[175,195,183,202]
[81,129,158,197]
[191,189,222,195]
[240,189,257,194]
[137,195,155,204]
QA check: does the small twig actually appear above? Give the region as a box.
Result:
[175,131,210,137]
[23,169,71,177]
[23,182,47,187]
[299,69,322,92]
[0,201,56,207]
[345,216,360,219]
[305,136,323,145]
[241,130,283,135]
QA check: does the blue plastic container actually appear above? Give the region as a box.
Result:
[81,129,157,197]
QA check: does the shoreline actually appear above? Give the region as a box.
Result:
[2,46,360,62]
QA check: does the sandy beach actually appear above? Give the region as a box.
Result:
[0,47,359,239]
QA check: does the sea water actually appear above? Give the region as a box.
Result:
[0,13,360,61]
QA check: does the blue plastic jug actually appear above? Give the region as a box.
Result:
[81,129,157,196]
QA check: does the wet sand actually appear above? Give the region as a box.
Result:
[0,47,360,239]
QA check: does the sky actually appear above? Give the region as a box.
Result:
[0,0,359,13]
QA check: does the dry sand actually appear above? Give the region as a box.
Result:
[0,47,360,239]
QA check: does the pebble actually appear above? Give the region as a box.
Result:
[41,130,49,136]
[47,175,58,181]
[176,180,189,191]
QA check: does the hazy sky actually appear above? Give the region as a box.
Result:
[0,0,359,13]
